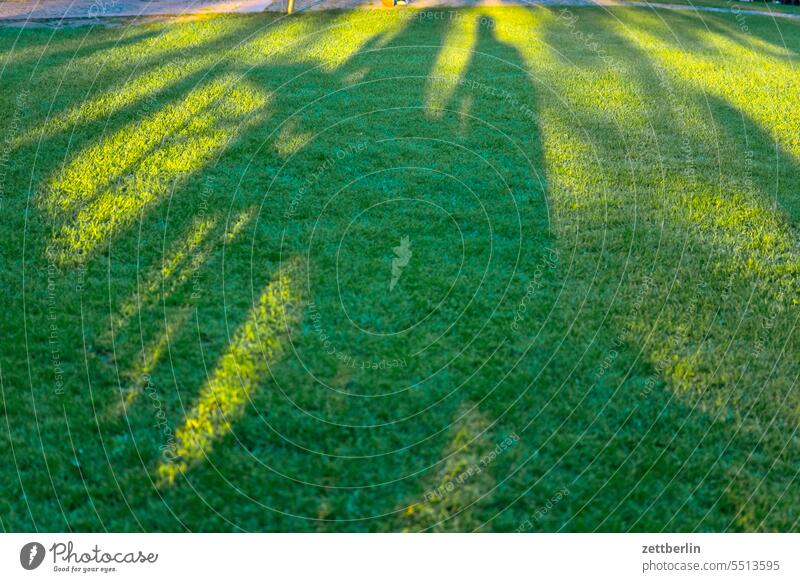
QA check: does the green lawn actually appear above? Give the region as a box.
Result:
[622,0,800,15]
[1,6,800,532]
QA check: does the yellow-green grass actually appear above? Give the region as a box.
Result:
[1,7,799,532]
[621,0,800,15]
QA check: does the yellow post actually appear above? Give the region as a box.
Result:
[287,0,294,14]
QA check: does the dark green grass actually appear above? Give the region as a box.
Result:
[1,6,800,532]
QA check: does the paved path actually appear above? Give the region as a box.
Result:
[0,0,279,21]
[0,0,798,24]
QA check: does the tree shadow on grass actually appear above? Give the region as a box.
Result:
[620,11,800,531]
[145,9,557,531]
[1,9,421,531]
[350,10,556,532]
[6,6,800,532]
[60,10,429,531]
[498,6,800,531]
[701,14,800,62]
[451,7,741,533]
[0,23,157,73]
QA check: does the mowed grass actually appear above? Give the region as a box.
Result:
[1,6,800,532]
[623,0,800,15]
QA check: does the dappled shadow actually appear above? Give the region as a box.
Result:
[376,12,553,531]
[46,75,269,262]
[613,9,800,531]
[485,6,800,531]
[415,6,740,532]
[4,6,800,532]
[158,258,304,484]
[701,14,800,61]
[8,16,262,147]
[0,25,159,72]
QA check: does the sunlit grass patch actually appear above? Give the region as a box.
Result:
[425,9,480,116]
[400,404,498,532]
[21,60,214,150]
[619,10,800,161]
[233,10,409,69]
[158,259,305,485]
[45,76,268,263]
